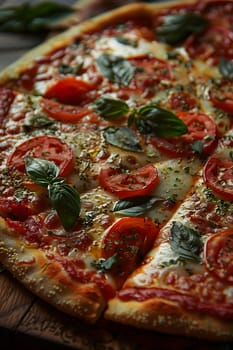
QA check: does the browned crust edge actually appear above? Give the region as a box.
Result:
[0,219,104,323]
[105,296,233,341]
[0,0,197,83]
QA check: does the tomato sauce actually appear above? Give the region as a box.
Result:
[118,287,233,319]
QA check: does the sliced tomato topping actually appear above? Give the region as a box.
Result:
[0,197,32,221]
[185,25,233,65]
[210,82,233,114]
[119,55,173,98]
[203,156,233,201]
[102,217,159,276]
[44,77,96,106]
[204,229,233,284]
[169,91,197,111]
[7,135,74,177]
[41,98,90,123]
[0,87,15,126]
[99,164,159,199]
[151,111,217,157]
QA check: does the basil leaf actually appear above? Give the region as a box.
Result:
[0,2,73,33]
[25,157,59,187]
[104,127,142,152]
[113,197,162,217]
[93,96,129,118]
[96,54,134,86]
[49,183,81,231]
[156,13,208,45]
[219,57,233,79]
[23,114,54,131]
[91,253,118,272]
[115,36,138,48]
[136,104,188,137]
[191,140,203,154]
[170,221,202,262]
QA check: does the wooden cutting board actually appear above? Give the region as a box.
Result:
[0,270,230,350]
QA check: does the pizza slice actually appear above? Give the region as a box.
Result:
[0,0,232,337]
[105,129,233,340]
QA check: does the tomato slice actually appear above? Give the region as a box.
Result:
[41,98,90,123]
[44,77,96,106]
[7,135,74,177]
[203,156,233,201]
[204,229,233,284]
[118,55,173,98]
[102,217,159,276]
[99,164,159,199]
[185,25,233,65]
[0,87,15,126]
[210,82,233,114]
[169,91,197,111]
[150,111,217,157]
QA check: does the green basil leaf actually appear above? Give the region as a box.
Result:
[156,13,208,45]
[0,2,73,33]
[191,140,203,154]
[170,221,202,262]
[219,57,233,79]
[91,253,118,272]
[115,36,138,48]
[136,104,188,137]
[25,157,59,187]
[0,263,5,272]
[104,127,142,152]
[93,96,129,118]
[113,196,162,217]
[58,63,83,75]
[96,53,134,86]
[49,183,81,231]
[23,114,54,131]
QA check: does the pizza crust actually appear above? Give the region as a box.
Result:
[0,0,196,83]
[105,296,233,341]
[0,218,104,323]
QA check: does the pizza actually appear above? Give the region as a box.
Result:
[0,0,232,341]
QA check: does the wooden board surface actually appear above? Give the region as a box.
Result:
[0,270,231,349]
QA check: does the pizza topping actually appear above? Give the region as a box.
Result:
[156,13,208,45]
[44,77,96,105]
[170,221,202,262]
[113,196,162,217]
[204,229,233,284]
[0,88,15,127]
[93,96,129,119]
[203,156,233,201]
[25,157,80,231]
[7,135,74,177]
[151,111,217,157]
[102,217,159,276]
[103,127,142,152]
[96,53,134,86]
[218,57,233,79]
[99,164,159,199]
[210,80,233,114]
[169,91,197,111]
[185,24,233,65]
[118,287,233,319]
[94,96,188,137]
[41,98,91,123]
[133,104,188,138]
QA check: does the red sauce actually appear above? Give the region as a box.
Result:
[60,258,115,300]
[118,287,233,319]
